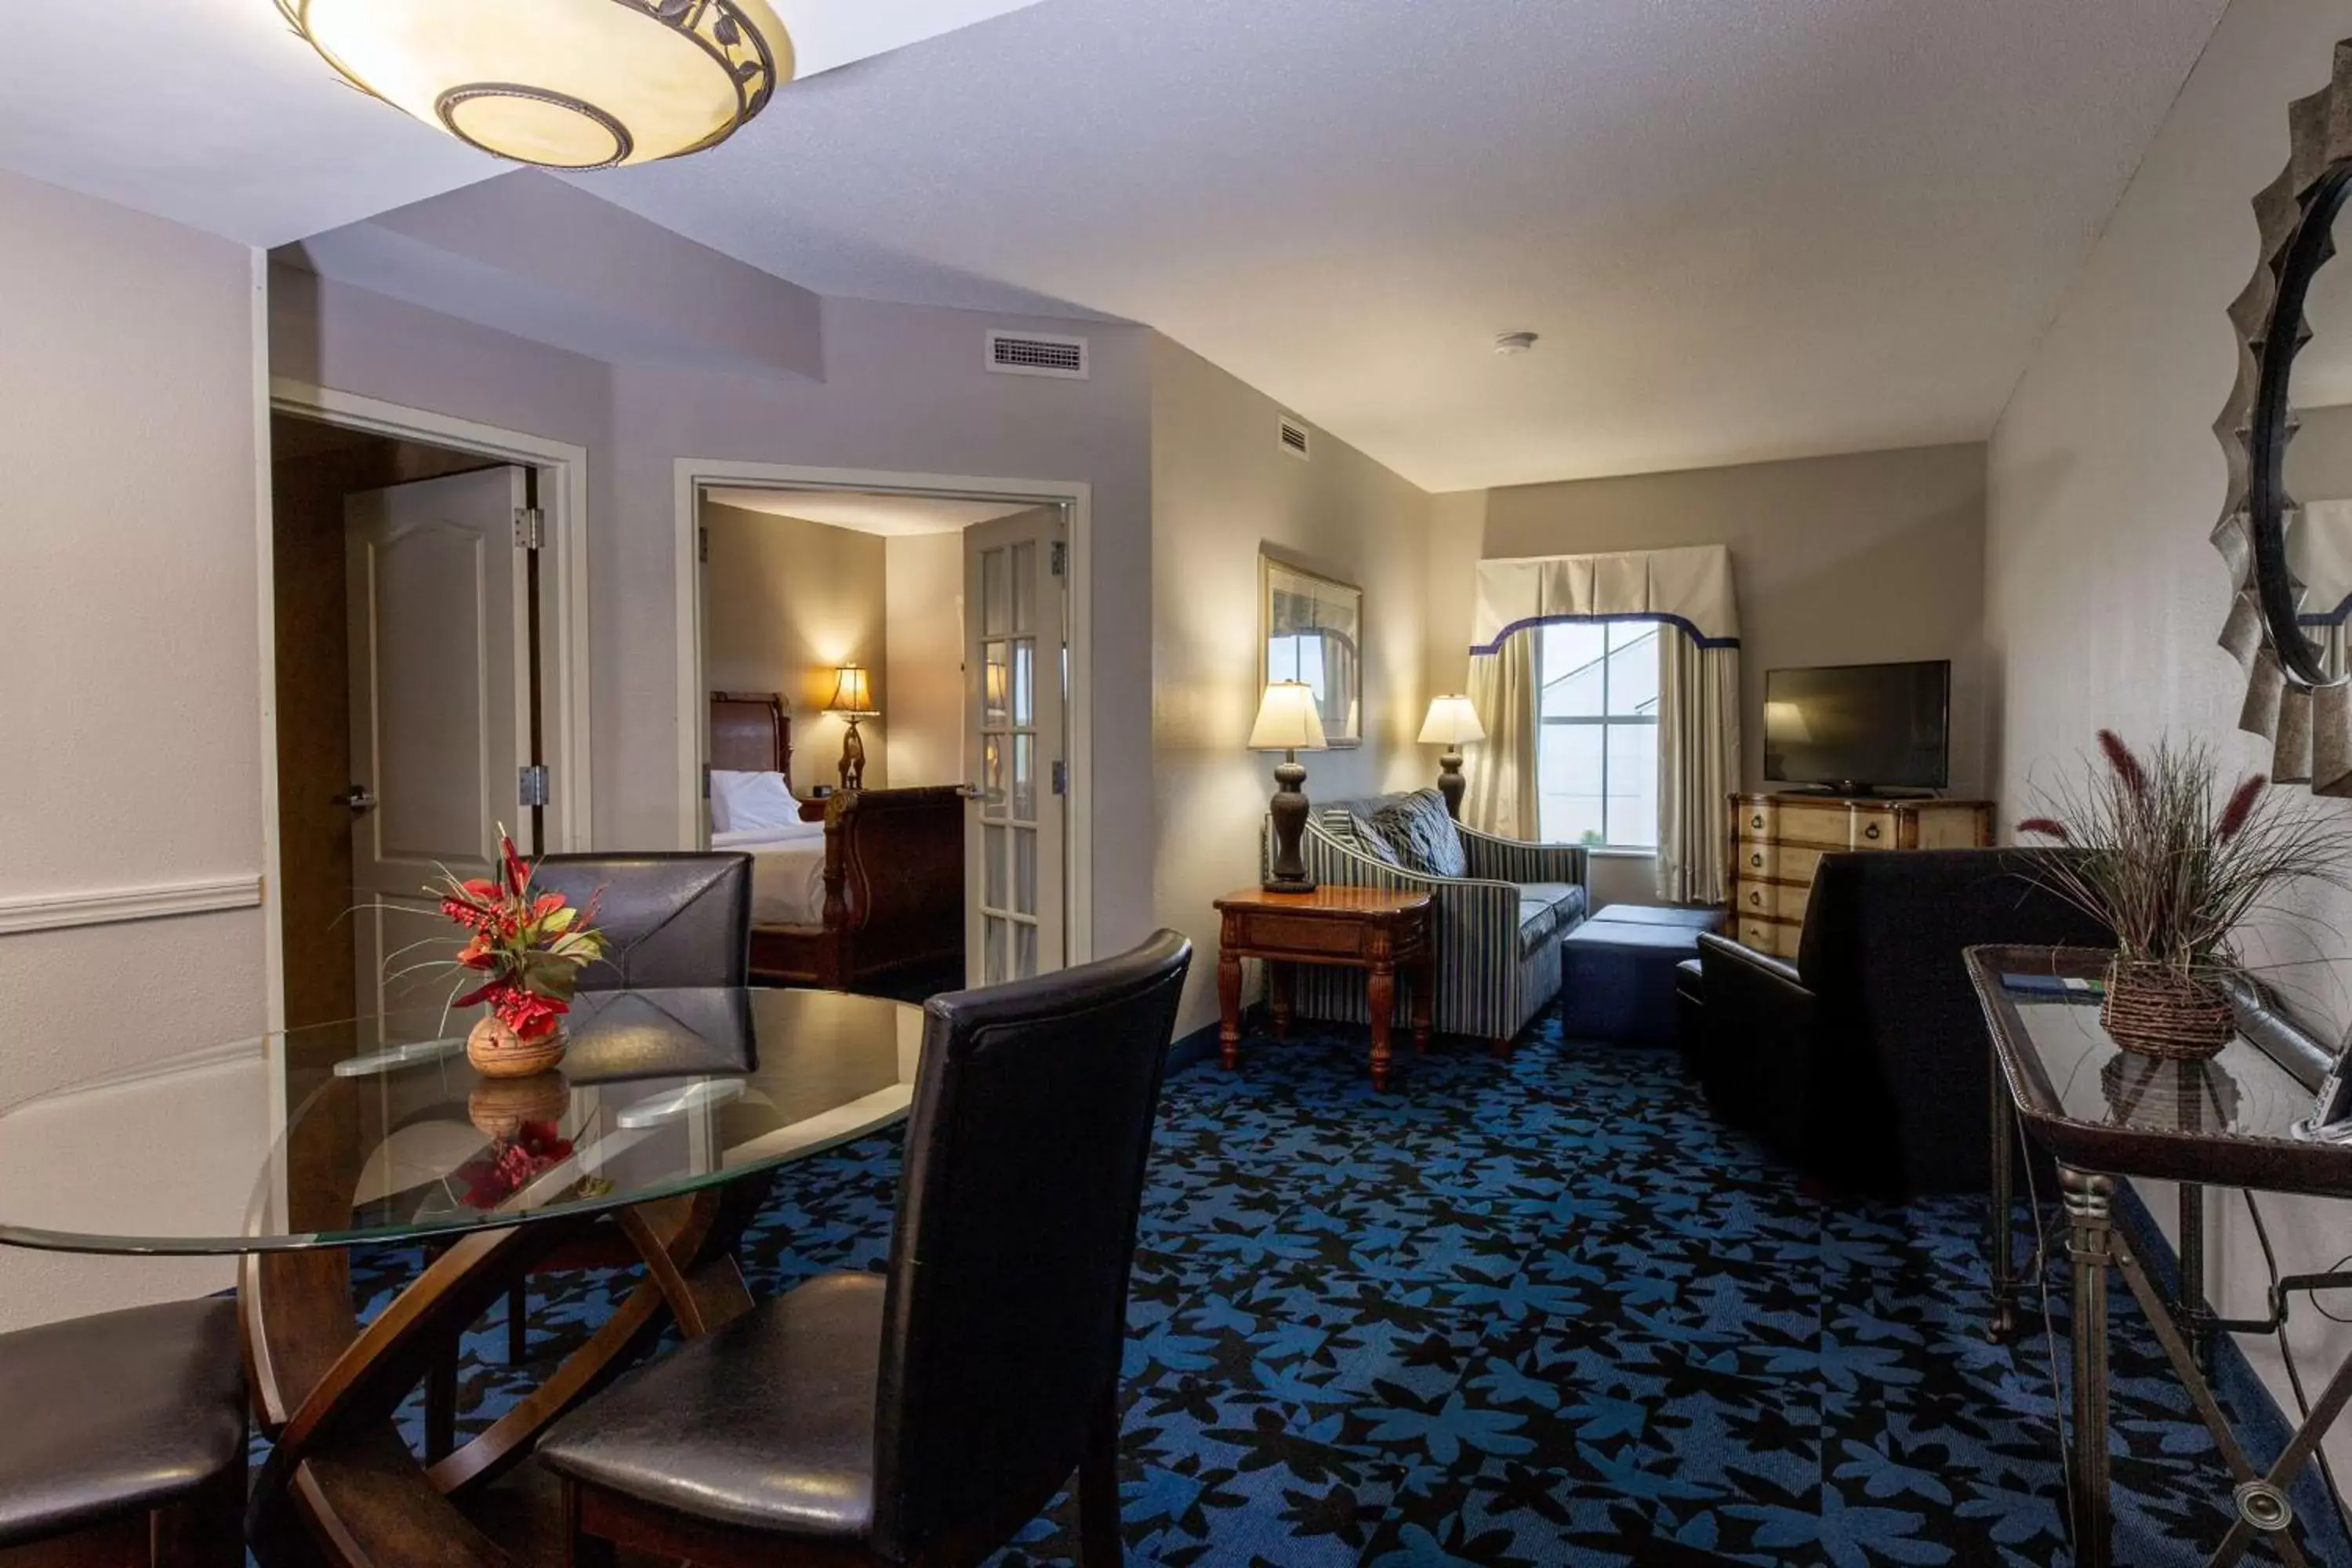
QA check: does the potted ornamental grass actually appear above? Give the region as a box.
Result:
[2018,731,2352,1059]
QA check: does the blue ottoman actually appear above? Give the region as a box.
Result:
[1561,910,1716,1043]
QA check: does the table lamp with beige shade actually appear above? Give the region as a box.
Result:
[1417,695,1487,819]
[1251,681,1328,892]
[826,663,880,790]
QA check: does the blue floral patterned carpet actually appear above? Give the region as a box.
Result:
[332,1007,2350,1566]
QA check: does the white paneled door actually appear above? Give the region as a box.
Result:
[346,467,532,1033]
[964,508,1068,987]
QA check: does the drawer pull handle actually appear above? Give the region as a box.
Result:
[1751,815,1765,829]
[1864,823,1882,841]
[1749,890,1762,906]
[1750,852,1763,868]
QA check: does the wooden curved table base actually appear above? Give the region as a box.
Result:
[241,1175,774,1566]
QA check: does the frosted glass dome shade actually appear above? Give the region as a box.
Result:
[278,0,794,169]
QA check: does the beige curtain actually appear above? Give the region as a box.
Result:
[1656,628,1740,905]
[1464,630,1540,839]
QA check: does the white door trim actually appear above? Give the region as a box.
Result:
[269,379,594,857]
[672,458,1094,966]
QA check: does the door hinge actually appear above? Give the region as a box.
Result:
[1050,540,1067,579]
[1051,759,1069,797]
[519,764,550,808]
[699,525,710,564]
[514,506,546,551]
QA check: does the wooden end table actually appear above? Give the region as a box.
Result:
[1214,886,1435,1090]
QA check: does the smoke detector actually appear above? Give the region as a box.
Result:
[1494,331,1540,356]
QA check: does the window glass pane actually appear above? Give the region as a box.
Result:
[982,548,1009,637]
[984,824,1006,909]
[1012,735,1035,822]
[1540,622,1606,717]
[1609,624,1661,717]
[1608,721,1660,849]
[985,917,1008,985]
[1012,640,1034,728]
[1011,541,1036,633]
[982,736,1005,818]
[1015,922,1038,980]
[983,642,1009,726]
[1537,723,1605,845]
[1014,827,1036,915]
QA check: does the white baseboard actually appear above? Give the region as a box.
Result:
[0,876,264,938]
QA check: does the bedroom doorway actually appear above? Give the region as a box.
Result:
[681,467,1091,998]
[265,396,588,1033]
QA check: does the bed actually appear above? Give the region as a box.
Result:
[708,692,966,992]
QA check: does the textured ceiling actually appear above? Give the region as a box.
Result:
[582,0,2232,491]
[0,0,1044,247]
[1,0,2231,492]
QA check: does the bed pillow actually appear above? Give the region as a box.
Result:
[1366,789,1467,877]
[711,769,800,834]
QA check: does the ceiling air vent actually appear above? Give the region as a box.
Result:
[986,329,1089,379]
[1278,415,1312,460]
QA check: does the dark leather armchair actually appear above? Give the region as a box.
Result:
[539,930,1195,1567]
[531,852,753,990]
[1694,848,2107,1193]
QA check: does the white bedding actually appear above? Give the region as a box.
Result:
[713,821,830,926]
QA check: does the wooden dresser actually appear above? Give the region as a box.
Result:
[1728,793,1994,959]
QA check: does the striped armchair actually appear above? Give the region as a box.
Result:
[1277,793,1590,1047]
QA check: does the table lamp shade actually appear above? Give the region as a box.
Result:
[1417,695,1486,746]
[826,663,878,717]
[1250,681,1328,752]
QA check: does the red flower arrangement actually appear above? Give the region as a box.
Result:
[426,830,609,1041]
[453,1120,575,1210]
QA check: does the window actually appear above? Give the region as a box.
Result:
[1536,621,1660,849]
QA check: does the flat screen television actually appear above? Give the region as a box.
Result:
[1764,660,1951,794]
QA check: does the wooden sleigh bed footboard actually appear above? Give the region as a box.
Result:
[748,785,967,991]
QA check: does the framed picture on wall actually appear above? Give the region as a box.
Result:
[1261,554,1363,748]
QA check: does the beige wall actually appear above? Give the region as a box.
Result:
[1986,0,2352,1475]
[1425,445,1990,892]
[1150,337,1435,1034]
[271,274,1160,957]
[0,169,269,1325]
[702,503,891,795]
[884,532,968,790]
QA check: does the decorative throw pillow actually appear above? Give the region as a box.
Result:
[712,769,799,834]
[1367,789,1467,877]
[1342,809,1404,868]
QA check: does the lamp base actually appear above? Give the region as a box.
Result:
[837,716,868,792]
[1437,751,1467,819]
[1265,753,1316,892]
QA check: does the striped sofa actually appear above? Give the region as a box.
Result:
[1279,793,1591,1048]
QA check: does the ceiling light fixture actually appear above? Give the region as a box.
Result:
[1494,331,1541,356]
[274,0,794,170]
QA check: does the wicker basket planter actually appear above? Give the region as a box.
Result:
[2101,959,2235,1061]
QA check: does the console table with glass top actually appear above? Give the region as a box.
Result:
[1968,945,2352,1568]
[0,985,924,1564]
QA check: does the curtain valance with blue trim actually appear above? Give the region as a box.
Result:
[1468,544,1740,653]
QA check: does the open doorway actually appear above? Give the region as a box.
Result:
[267,408,579,1033]
[688,482,1077,1000]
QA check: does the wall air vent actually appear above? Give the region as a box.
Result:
[1278,416,1312,459]
[986,330,1089,379]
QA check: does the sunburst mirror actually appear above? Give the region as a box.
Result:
[2217,38,2352,793]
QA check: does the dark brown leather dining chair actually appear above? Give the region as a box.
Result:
[0,1298,249,1565]
[531,852,755,990]
[537,929,1195,1567]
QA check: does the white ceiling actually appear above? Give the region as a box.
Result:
[703,488,1035,537]
[580,0,2232,491]
[0,0,1044,248]
[0,0,2232,492]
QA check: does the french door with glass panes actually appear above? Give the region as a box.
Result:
[964,508,1068,986]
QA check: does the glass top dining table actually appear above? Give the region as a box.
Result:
[0,985,926,1255]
